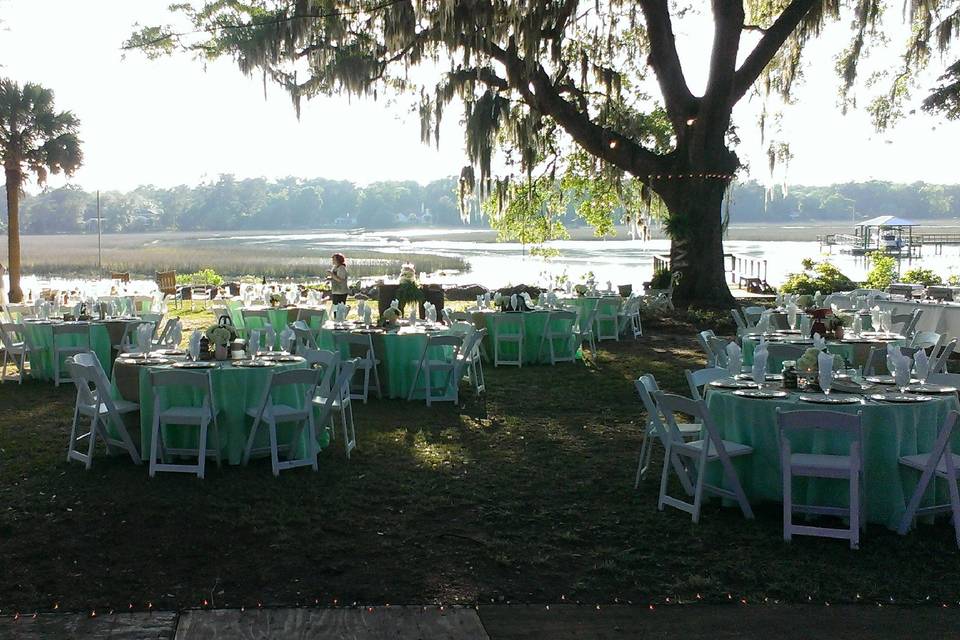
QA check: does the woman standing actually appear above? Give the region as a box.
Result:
[327,253,349,304]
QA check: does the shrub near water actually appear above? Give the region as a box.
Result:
[864,252,897,290]
[901,267,943,286]
[779,258,856,296]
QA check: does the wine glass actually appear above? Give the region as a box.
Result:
[788,309,798,332]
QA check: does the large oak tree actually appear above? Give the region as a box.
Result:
[127,1,958,307]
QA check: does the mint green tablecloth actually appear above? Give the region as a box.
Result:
[706,389,960,529]
[562,296,622,338]
[21,321,113,381]
[741,337,904,372]
[129,360,325,465]
[470,311,579,365]
[317,326,456,399]
[234,305,328,348]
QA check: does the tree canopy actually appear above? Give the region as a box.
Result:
[127,1,959,306]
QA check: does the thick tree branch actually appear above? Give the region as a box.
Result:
[637,0,696,126]
[488,41,666,180]
[696,1,744,160]
[731,0,820,102]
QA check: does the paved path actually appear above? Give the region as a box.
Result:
[1,604,958,639]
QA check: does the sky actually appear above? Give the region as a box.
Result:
[1,0,958,194]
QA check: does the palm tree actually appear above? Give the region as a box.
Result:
[0,79,82,302]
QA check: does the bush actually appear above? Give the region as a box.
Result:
[901,267,943,286]
[779,259,856,296]
[176,268,224,287]
[648,269,672,289]
[864,252,897,290]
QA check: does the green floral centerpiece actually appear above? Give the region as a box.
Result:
[382,307,401,327]
[396,263,423,311]
[205,323,237,360]
[796,347,844,376]
[268,292,283,307]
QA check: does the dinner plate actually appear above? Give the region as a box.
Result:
[709,379,758,389]
[776,329,802,335]
[154,349,186,356]
[870,393,933,403]
[735,373,783,382]
[262,355,304,363]
[255,351,287,357]
[785,339,813,345]
[733,389,790,399]
[233,360,277,368]
[171,361,217,369]
[865,375,896,385]
[905,384,957,394]
[798,394,861,404]
[118,357,170,366]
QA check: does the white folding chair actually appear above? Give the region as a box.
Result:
[117,320,156,355]
[153,317,181,349]
[617,297,643,339]
[893,309,923,339]
[696,330,717,366]
[0,322,31,383]
[863,345,920,375]
[292,321,319,354]
[456,328,487,395]
[65,354,141,469]
[303,348,342,439]
[930,339,957,375]
[634,375,702,487]
[333,332,382,402]
[911,331,942,351]
[538,310,578,365]
[776,408,864,549]
[897,411,960,548]
[593,297,622,342]
[653,392,754,523]
[743,306,764,325]
[311,357,358,459]
[730,308,747,334]
[926,372,960,387]
[407,334,464,405]
[139,313,164,339]
[491,313,524,367]
[571,305,598,359]
[242,367,322,476]
[684,366,729,402]
[148,369,221,478]
[53,323,92,387]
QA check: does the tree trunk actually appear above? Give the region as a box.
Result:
[4,167,23,303]
[659,176,736,309]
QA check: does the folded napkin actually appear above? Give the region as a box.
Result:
[880,309,892,333]
[168,321,182,347]
[800,314,811,337]
[812,333,826,350]
[248,329,261,354]
[357,300,366,316]
[408,305,418,323]
[280,327,295,352]
[892,352,913,388]
[852,314,863,335]
[521,292,533,306]
[886,342,898,375]
[391,299,400,311]
[264,325,276,350]
[914,349,930,381]
[484,292,491,306]
[752,341,768,383]
[606,280,613,292]
[814,291,823,307]
[726,342,742,378]
[817,350,835,391]
[510,294,518,310]
[363,305,373,324]
[136,323,153,353]
[188,330,202,360]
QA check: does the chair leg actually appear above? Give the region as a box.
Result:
[149,415,161,478]
[242,416,262,466]
[67,405,81,462]
[783,464,793,542]
[947,471,960,549]
[198,420,208,479]
[657,444,673,511]
[85,415,99,470]
[268,420,280,477]
[850,468,860,550]
[635,432,650,488]
[898,466,936,535]
[691,459,708,524]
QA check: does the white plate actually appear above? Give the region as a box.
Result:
[733,389,790,399]
[869,393,933,403]
[798,394,861,404]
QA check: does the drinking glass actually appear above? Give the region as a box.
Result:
[788,309,798,331]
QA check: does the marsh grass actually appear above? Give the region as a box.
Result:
[1,311,959,612]
[12,232,468,280]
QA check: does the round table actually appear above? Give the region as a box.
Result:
[20,320,113,380]
[316,322,458,400]
[114,357,322,465]
[232,304,328,348]
[741,333,905,372]
[706,387,960,529]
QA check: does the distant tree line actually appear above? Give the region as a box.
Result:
[2,176,959,235]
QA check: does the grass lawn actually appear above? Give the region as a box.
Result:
[1,310,959,613]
